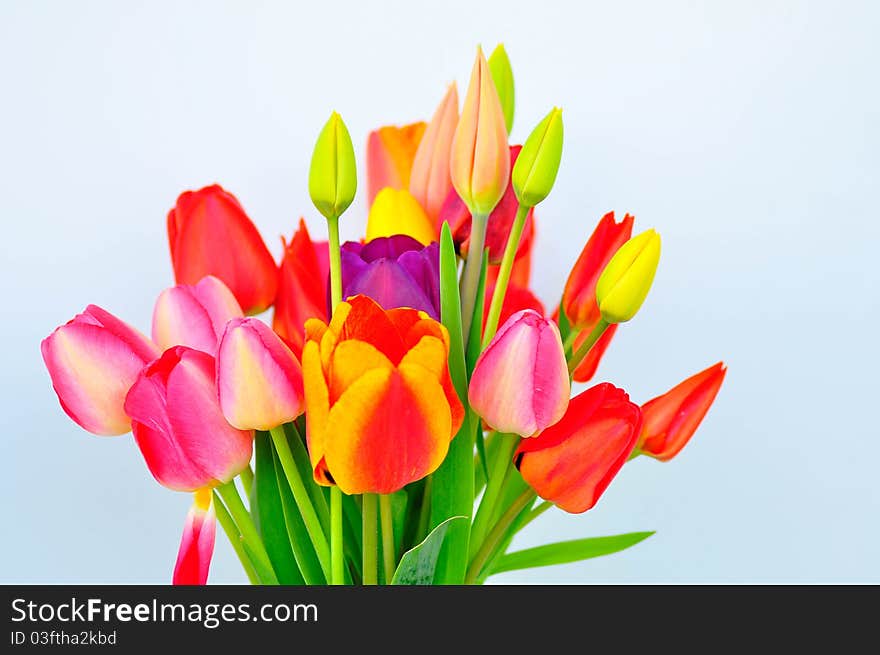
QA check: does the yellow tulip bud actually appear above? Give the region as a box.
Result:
[365,188,436,245]
[512,107,563,208]
[488,44,514,134]
[308,111,357,221]
[596,229,661,323]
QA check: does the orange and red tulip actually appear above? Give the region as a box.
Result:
[301,295,463,495]
[167,185,278,314]
[273,220,329,358]
[637,362,727,461]
[366,123,426,206]
[516,383,642,513]
[172,488,216,585]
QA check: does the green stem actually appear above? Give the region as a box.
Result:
[362,494,378,585]
[460,212,488,346]
[466,489,535,584]
[562,327,581,353]
[567,318,609,375]
[269,426,331,580]
[379,494,395,584]
[212,491,259,584]
[327,215,343,311]
[216,481,278,584]
[330,487,344,585]
[482,204,530,347]
[521,500,552,530]
[238,464,254,501]
[469,433,520,560]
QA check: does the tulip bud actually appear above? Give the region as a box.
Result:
[217,318,305,431]
[152,275,243,356]
[309,111,357,220]
[512,108,563,208]
[468,309,570,437]
[173,489,216,585]
[409,84,459,226]
[450,46,510,217]
[596,229,661,323]
[488,44,515,134]
[365,187,436,246]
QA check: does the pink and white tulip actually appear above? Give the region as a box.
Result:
[152,275,243,356]
[124,346,253,491]
[41,305,160,436]
[172,488,216,585]
[468,309,570,437]
[217,318,305,431]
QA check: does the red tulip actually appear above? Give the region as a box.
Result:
[172,489,216,585]
[167,185,278,314]
[516,383,642,513]
[569,323,618,383]
[638,362,727,461]
[273,219,329,358]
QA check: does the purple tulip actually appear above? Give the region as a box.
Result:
[340,235,440,320]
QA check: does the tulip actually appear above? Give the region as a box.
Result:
[217,318,305,431]
[152,275,243,356]
[273,220,330,358]
[596,229,662,324]
[516,383,642,513]
[468,309,569,437]
[367,122,426,206]
[341,235,440,320]
[409,84,459,227]
[482,281,544,337]
[637,362,727,461]
[365,188,436,246]
[512,107,564,208]
[570,323,618,383]
[442,145,535,264]
[124,346,253,492]
[562,212,634,329]
[172,489,216,585]
[309,111,358,221]
[301,295,464,495]
[450,46,510,216]
[488,44,515,133]
[167,185,278,314]
[41,305,160,436]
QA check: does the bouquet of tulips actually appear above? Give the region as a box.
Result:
[40,45,726,585]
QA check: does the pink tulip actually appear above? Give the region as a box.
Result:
[152,275,243,356]
[124,346,253,491]
[172,489,216,585]
[41,305,160,436]
[217,318,305,430]
[468,309,570,437]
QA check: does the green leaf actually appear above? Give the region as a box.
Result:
[490,532,655,575]
[254,431,304,585]
[439,222,467,401]
[391,517,467,585]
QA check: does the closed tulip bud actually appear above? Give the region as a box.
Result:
[450,46,510,216]
[512,108,563,208]
[152,275,243,356]
[124,346,253,492]
[488,44,515,133]
[41,305,160,436]
[167,185,278,314]
[596,229,661,323]
[217,318,305,431]
[468,310,570,437]
[637,362,727,461]
[516,383,642,513]
[302,295,463,494]
[309,111,358,221]
[173,489,216,585]
[409,84,459,226]
[365,187,436,246]
[366,122,426,206]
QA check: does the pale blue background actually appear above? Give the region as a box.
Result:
[1,0,877,583]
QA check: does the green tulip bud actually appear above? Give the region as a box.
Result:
[488,44,515,134]
[512,107,564,208]
[596,229,661,323]
[308,111,357,221]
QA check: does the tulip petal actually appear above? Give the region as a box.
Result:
[410,83,459,226]
[328,339,393,404]
[302,339,332,484]
[571,322,618,383]
[173,489,216,585]
[366,123,426,205]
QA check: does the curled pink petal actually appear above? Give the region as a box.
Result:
[173,489,216,585]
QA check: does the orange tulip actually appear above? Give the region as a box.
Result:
[301,295,464,495]
[366,123,426,206]
[637,362,727,461]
